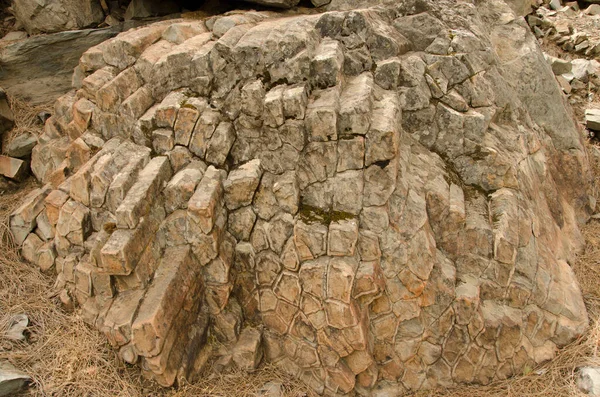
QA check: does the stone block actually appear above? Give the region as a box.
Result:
[10,185,51,245]
[103,24,168,69]
[282,84,308,120]
[100,204,165,275]
[115,156,172,229]
[311,39,344,90]
[294,220,328,261]
[96,68,142,112]
[337,137,364,172]
[164,167,204,213]
[189,108,221,159]
[6,132,37,159]
[132,245,196,357]
[174,98,206,146]
[233,327,263,372]
[120,86,154,120]
[106,149,151,213]
[264,86,285,128]
[188,166,225,234]
[21,233,43,264]
[205,122,235,166]
[305,86,340,142]
[228,206,257,242]
[152,129,175,155]
[155,91,187,128]
[365,92,400,166]
[0,156,27,181]
[338,73,374,136]
[56,200,92,248]
[101,289,145,347]
[241,80,265,117]
[223,159,263,210]
[35,210,54,241]
[37,242,56,272]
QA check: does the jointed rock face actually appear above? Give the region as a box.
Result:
[11,0,594,394]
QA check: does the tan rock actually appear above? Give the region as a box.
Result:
[132,245,195,357]
[115,156,172,229]
[0,156,27,181]
[188,166,225,234]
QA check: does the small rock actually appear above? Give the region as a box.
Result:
[571,59,600,82]
[0,361,30,397]
[256,381,284,397]
[585,109,600,131]
[36,111,51,125]
[6,133,37,158]
[550,0,562,10]
[0,31,27,43]
[577,367,600,396]
[547,55,572,75]
[3,314,28,342]
[0,156,27,181]
[232,327,263,372]
[585,4,600,15]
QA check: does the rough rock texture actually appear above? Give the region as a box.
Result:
[0,21,164,104]
[12,0,105,34]
[14,0,594,394]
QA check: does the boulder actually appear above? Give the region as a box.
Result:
[12,0,105,34]
[12,1,593,394]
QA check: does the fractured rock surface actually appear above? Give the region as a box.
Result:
[12,0,594,394]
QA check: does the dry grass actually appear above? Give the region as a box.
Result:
[1,96,52,155]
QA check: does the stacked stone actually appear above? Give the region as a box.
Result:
[13,0,593,395]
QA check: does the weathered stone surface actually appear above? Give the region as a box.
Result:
[233,327,263,371]
[12,0,104,34]
[11,185,52,245]
[14,3,594,394]
[132,245,195,356]
[0,156,27,181]
[115,156,172,229]
[6,133,37,159]
[224,159,263,210]
[0,361,31,396]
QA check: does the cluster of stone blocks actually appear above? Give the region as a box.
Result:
[12,0,593,395]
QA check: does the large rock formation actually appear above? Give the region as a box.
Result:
[11,0,105,34]
[12,0,593,394]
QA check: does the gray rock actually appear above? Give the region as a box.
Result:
[578,367,600,396]
[3,314,29,342]
[6,133,37,159]
[586,109,600,131]
[0,361,30,397]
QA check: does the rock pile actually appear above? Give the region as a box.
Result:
[11,0,594,394]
